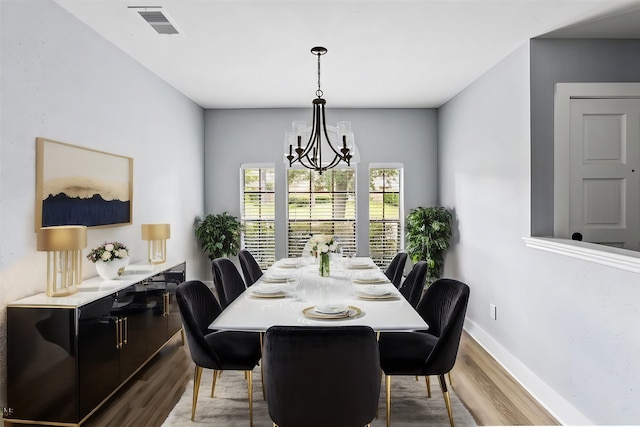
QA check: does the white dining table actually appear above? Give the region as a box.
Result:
[209,256,428,332]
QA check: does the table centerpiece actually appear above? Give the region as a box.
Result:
[308,235,338,277]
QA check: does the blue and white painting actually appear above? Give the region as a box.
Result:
[37,138,132,228]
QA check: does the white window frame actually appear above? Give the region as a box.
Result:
[286,165,357,257]
[240,163,276,269]
[368,163,404,267]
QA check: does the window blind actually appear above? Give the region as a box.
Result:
[287,169,356,257]
[241,166,275,269]
[369,167,403,267]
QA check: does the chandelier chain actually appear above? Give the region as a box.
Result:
[316,50,323,98]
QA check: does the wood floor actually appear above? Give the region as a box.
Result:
[4,330,559,427]
[452,332,559,426]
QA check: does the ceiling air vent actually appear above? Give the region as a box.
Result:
[136,9,179,35]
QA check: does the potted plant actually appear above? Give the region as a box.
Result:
[406,206,453,285]
[194,212,242,260]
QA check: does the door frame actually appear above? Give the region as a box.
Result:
[553,82,640,238]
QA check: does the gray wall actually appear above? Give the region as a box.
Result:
[0,0,205,406]
[440,42,640,424]
[204,108,438,263]
[530,38,640,236]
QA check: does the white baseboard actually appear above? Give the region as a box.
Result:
[464,318,593,426]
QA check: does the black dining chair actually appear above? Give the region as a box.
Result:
[378,278,470,427]
[175,280,262,423]
[239,249,263,287]
[211,257,247,308]
[398,260,428,307]
[263,325,381,427]
[384,252,408,288]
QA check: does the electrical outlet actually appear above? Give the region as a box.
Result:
[490,304,497,320]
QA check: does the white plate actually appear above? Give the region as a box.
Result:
[262,272,291,282]
[314,304,348,314]
[354,271,384,280]
[252,284,284,295]
[353,276,389,284]
[276,258,302,268]
[348,258,373,267]
[360,286,390,296]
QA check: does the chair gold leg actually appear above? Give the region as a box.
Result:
[438,374,455,427]
[192,365,203,421]
[211,369,218,398]
[247,370,254,427]
[448,371,453,388]
[180,328,185,346]
[425,375,431,398]
[385,375,391,427]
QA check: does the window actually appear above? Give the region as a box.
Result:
[241,165,275,269]
[369,166,403,267]
[287,169,356,257]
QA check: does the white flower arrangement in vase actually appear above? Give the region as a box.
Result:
[308,235,337,276]
[87,241,130,279]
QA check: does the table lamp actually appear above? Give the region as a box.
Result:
[141,223,170,264]
[36,225,87,297]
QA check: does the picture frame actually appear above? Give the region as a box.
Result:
[35,137,133,229]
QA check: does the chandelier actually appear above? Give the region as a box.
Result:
[285,46,355,174]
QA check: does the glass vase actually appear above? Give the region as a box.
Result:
[319,252,330,277]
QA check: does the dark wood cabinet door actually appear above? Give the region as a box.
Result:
[78,296,120,420]
[165,264,186,337]
[145,279,169,354]
[7,307,77,424]
[114,285,150,380]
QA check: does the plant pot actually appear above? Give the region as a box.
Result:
[95,257,130,280]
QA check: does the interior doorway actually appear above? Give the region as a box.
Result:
[554,83,640,250]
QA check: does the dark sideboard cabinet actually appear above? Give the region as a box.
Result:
[6,261,186,426]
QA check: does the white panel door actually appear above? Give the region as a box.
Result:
[569,98,640,249]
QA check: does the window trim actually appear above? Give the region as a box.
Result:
[368,164,404,266]
[240,163,276,269]
[285,166,358,256]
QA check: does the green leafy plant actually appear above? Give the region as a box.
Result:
[406,206,453,285]
[194,212,242,260]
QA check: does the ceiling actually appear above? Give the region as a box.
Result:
[54,0,640,109]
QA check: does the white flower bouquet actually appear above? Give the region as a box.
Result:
[308,235,338,257]
[86,241,129,263]
[308,235,338,277]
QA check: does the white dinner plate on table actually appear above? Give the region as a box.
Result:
[355,287,398,300]
[261,272,291,283]
[302,305,361,319]
[249,285,287,298]
[347,259,376,269]
[315,304,348,314]
[359,286,389,296]
[275,258,302,268]
[352,272,389,284]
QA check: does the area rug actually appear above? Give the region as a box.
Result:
[162,367,477,426]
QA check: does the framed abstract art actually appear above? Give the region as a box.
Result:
[35,137,133,229]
